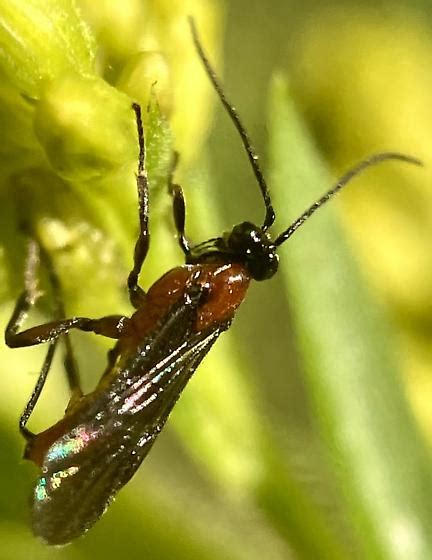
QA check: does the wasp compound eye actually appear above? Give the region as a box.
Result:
[227,222,279,281]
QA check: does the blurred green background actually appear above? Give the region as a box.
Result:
[0,0,431,559]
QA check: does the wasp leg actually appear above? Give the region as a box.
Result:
[5,238,130,439]
[168,151,192,257]
[19,342,56,441]
[128,103,150,309]
[5,240,130,349]
[4,238,64,440]
[6,314,130,348]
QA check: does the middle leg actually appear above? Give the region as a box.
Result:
[6,236,130,438]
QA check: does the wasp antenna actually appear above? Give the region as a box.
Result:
[188,16,275,230]
[274,152,423,246]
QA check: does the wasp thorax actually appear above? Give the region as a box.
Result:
[226,221,279,281]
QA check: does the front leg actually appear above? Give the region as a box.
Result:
[127,103,150,309]
[168,151,192,257]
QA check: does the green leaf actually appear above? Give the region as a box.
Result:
[268,74,432,560]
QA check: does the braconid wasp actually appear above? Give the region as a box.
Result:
[5,18,421,545]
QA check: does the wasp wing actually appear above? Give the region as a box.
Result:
[31,292,229,545]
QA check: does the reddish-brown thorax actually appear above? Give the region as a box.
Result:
[121,263,251,348]
[26,262,251,467]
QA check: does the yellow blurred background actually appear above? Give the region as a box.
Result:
[0,1,431,559]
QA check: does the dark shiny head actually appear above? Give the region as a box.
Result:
[226,221,279,281]
[186,221,279,281]
[189,20,423,282]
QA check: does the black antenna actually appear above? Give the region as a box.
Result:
[189,16,275,230]
[274,152,423,246]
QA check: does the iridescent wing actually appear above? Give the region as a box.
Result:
[31,294,229,545]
